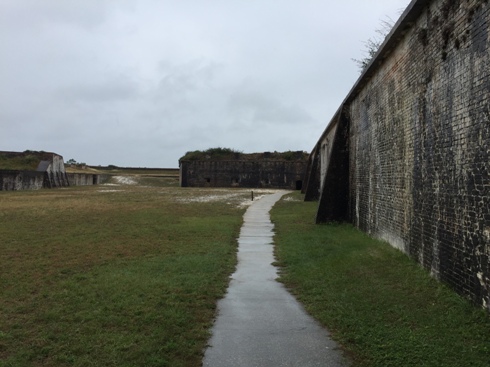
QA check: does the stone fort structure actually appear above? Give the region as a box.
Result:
[0,151,101,190]
[180,150,307,189]
[304,0,489,310]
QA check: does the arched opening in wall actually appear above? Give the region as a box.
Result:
[205,178,211,183]
[296,180,303,190]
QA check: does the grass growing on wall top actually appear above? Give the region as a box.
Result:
[179,147,243,161]
[179,147,308,162]
[0,152,42,170]
[0,181,251,366]
[271,192,490,367]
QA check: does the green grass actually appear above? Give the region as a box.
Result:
[0,153,40,170]
[0,181,252,366]
[271,192,490,367]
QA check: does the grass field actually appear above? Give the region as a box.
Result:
[4,183,489,367]
[0,177,261,367]
[271,192,490,367]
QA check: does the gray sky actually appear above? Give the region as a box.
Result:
[1,0,411,168]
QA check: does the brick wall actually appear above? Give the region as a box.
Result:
[180,160,306,189]
[309,0,490,310]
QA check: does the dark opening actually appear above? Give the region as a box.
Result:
[93,175,98,185]
[295,180,303,190]
[205,178,211,183]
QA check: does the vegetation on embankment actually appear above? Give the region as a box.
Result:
[0,180,251,366]
[179,147,308,162]
[0,151,48,170]
[271,192,490,367]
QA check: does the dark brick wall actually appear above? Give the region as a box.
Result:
[310,0,490,310]
[180,160,306,189]
[346,0,490,309]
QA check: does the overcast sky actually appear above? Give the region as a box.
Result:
[1,0,411,168]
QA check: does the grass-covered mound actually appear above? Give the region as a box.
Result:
[0,150,51,171]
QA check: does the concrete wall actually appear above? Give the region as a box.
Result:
[42,154,69,188]
[0,171,105,190]
[0,152,106,190]
[307,0,490,310]
[180,160,307,189]
[0,170,45,190]
[67,173,105,186]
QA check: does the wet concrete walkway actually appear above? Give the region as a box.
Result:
[203,192,349,367]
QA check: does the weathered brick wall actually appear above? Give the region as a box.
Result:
[304,121,338,201]
[180,160,306,189]
[347,0,489,309]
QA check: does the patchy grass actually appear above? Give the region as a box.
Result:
[0,182,254,366]
[271,192,490,367]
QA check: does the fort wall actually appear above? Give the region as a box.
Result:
[67,173,109,186]
[180,160,306,189]
[0,151,104,190]
[0,170,45,190]
[307,0,490,309]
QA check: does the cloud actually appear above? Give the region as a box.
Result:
[57,74,140,104]
[0,0,112,33]
[227,88,315,129]
[0,0,412,167]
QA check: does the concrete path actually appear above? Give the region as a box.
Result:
[203,192,350,367]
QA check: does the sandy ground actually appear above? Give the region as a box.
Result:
[97,176,292,208]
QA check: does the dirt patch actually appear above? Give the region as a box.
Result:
[176,188,286,208]
[113,176,138,185]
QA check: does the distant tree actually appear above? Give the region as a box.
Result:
[66,158,77,165]
[352,17,395,73]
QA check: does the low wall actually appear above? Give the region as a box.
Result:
[67,173,98,186]
[0,170,44,190]
[0,171,108,190]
